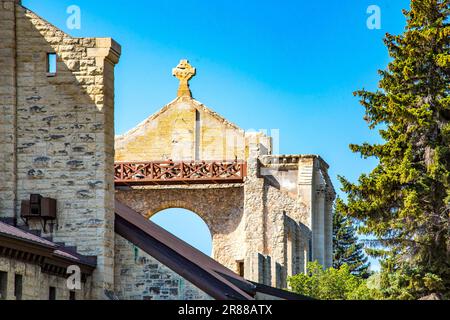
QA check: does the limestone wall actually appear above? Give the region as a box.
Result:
[0,1,121,298]
[0,257,90,300]
[0,0,18,219]
[259,155,335,270]
[114,235,211,300]
[243,150,313,288]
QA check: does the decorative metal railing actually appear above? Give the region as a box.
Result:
[114,160,247,186]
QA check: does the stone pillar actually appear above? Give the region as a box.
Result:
[245,252,272,286]
[243,142,266,262]
[243,142,272,288]
[0,0,18,220]
[312,188,326,265]
[297,158,314,228]
[263,255,272,286]
[274,262,283,288]
[324,195,334,268]
[86,38,121,299]
[244,252,261,283]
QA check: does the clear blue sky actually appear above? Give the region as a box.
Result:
[23,0,410,269]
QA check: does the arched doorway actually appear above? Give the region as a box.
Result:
[150,208,213,256]
[115,186,246,273]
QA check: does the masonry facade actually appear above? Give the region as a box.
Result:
[114,234,212,300]
[115,61,336,289]
[0,0,334,300]
[0,0,119,299]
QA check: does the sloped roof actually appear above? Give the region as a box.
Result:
[115,200,311,300]
[0,220,56,248]
[0,221,97,273]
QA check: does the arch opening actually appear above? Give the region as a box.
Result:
[150,208,213,256]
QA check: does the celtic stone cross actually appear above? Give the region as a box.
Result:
[172,59,196,98]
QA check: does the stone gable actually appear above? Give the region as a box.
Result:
[115,95,263,162]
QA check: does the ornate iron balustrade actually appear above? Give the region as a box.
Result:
[114,160,247,186]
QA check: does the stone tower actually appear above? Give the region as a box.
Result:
[0,0,121,298]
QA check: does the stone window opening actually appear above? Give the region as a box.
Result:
[195,109,201,161]
[69,291,76,300]
[46,53,57,76]
[237,260,245,277]
[308,239,313,262]
[0,271,7,300]
[14,274,23,300]
[48,286,56,300]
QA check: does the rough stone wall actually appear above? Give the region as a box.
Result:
[243,149,312,288]
[0,2,121,298]
[265,184,310,282]
[0,257,90,300]
[114,235,212,300]
[0,0,18,219]
[260,155,335,270]
[115,185,246,271]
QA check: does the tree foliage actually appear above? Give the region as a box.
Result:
[337,0,450,299]
[333,207,371,278]
[378,261,446,299]
[288,262,381,300]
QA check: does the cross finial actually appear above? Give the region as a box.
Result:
[172,60,196,98]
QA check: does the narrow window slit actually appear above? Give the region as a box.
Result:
[47,53,57,76]
[14,274,22,300]
[49,286,56,300]
[237,260,245,277]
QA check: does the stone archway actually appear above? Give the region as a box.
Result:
[115,186,246,269]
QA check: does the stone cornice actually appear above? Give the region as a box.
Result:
[259,154,330,169]
[87,38,122,66]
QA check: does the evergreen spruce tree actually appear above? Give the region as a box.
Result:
[337,0,449,299]
[333,208,371,278]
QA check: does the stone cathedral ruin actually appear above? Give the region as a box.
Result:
[0,0,335,300]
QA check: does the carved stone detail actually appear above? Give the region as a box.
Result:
[172,59,196,97]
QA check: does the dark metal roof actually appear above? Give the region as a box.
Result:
[115,201,254,300]
[0,220,56,248]
[0,221,97,273]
